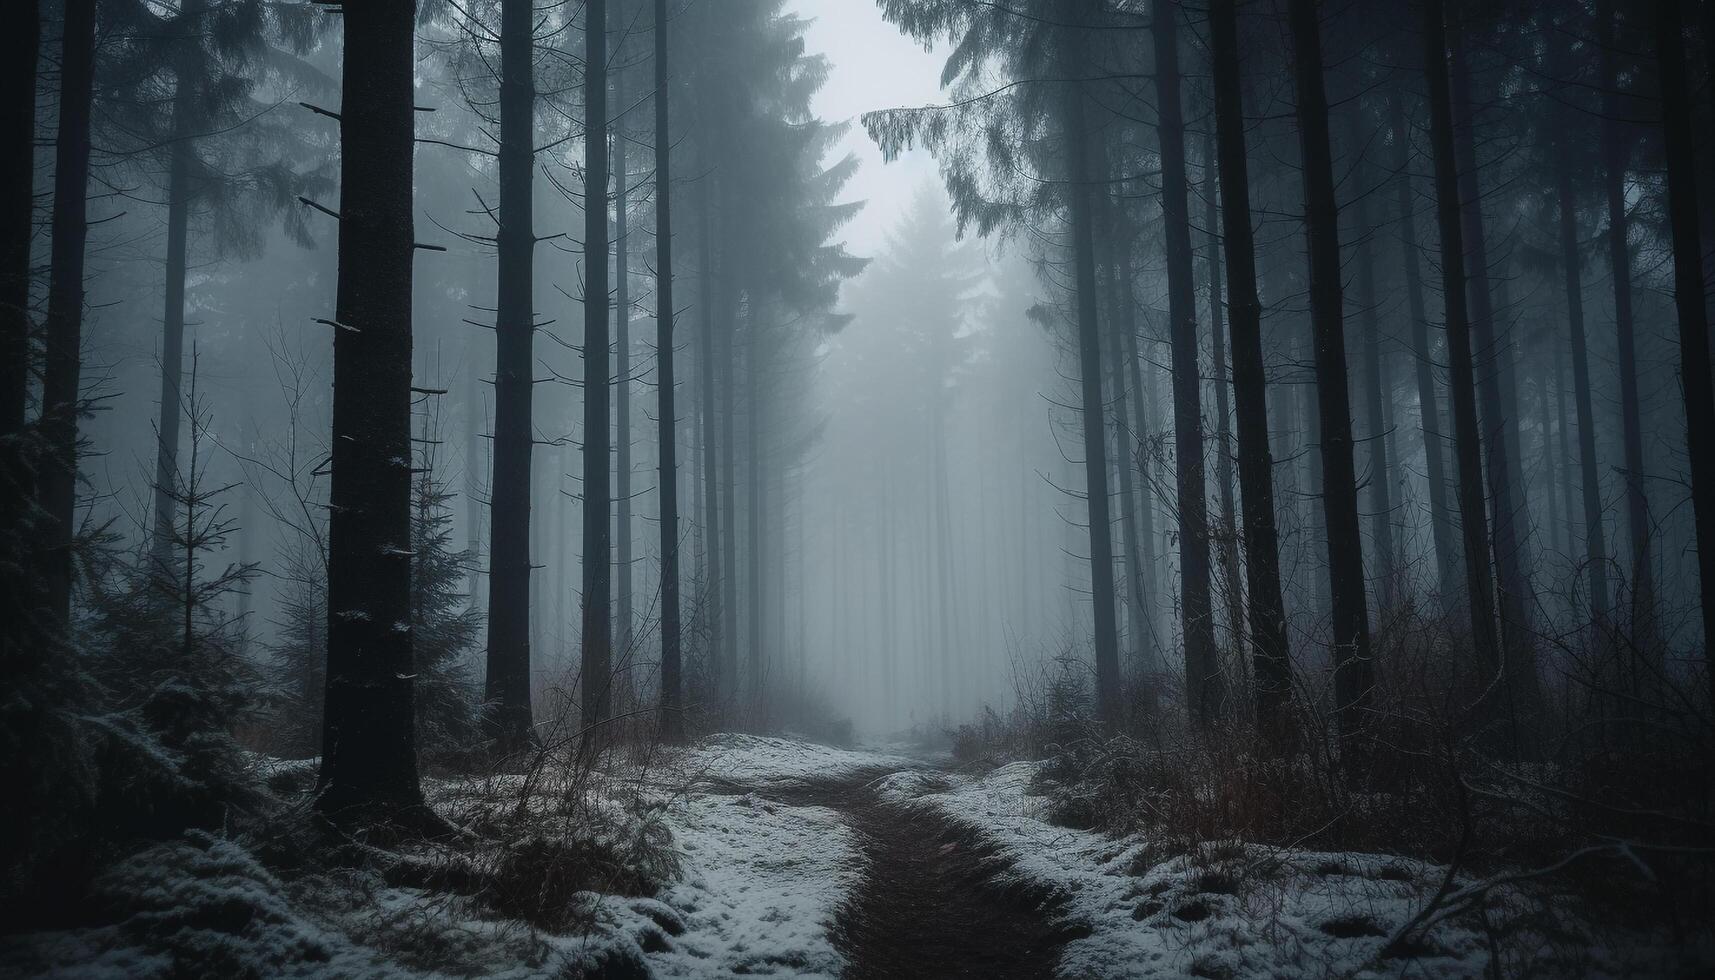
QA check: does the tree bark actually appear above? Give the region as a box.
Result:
[1154,0,1220,728]
[1548,27,1611,625]
[149,0,206,568]
[1202,127,1246,662]
[614,65,634,659]
[1449,8,1537,718]
[1653,0,1715,710]
[38,0,97,625]
[1117,243,1159,671]
[0,0,34,439]
[316,0,425,820]
[1345,110,1398,615]
[1387,91,1462,611]
[1104,239,1147,670]
[746,300,764,708]
[654,0,683,743]
[1422,0,1505,744]
[1210,0,1292,734]
[697,188,723,700]
[1062,0,1121,725]
[484,0,537,748]
[1598,0,1655,646]
[1287,0,1374,741]
[580,0,614,729]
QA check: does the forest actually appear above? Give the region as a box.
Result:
[1,0,1713,976]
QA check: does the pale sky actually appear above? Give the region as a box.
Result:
[790,0,946,259]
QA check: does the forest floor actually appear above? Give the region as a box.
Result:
[2,735,1708,978]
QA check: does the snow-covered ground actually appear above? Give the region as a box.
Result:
[3,737,1707,978]
[879,758,1711,979]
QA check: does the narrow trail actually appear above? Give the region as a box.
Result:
[754,769,1081,980]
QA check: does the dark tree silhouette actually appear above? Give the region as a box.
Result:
[1209,0,1292,735]
[581,0,615,729]
[1423,0,1504,742]
[1154,0,1219,728]
[484,0,538,750]
[39,0,97,625]
[316,0,426,822]
[1062,0,1121,725]
[655,0,684,742]
[1287,0,1373,741]
[1652,0,1715,709]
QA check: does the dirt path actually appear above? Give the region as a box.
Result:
[754,770,1081,980]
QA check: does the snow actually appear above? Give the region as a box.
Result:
[6,738,1707,979]
[680,732,916,788]
[879,758,1712,979]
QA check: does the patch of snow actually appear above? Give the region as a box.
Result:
[885,760,1712,979]
[683,733,916,789]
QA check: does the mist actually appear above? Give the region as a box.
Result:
[4,0,1714,976]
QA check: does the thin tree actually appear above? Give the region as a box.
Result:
[1209,0,1292,735]
[654,0,683,742]
[698,190,724,701]
[316,0,428,823]
[580,0,615,729]
[1547,20,1610,624]
[484,0,538,749]
[614,60,635,659]
[1,0,37,641]
[1598,0,1654,643]
[38,0,98,624]
[1422,0,1503,738]
[148,0,207,567]
[1345,108,1398,613]
[1061,0,1121,724]
[1202,128,1246,662]
[1154,0,1220,728]
[1286,0,1373,740]
[1,0,36,439]
[1653,0,1715,708]
[1387,89,1462,610]
[1449,10,1534,682]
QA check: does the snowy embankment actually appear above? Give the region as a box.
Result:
[0,736,892,980]
[3,736,1706,978]
[878,759,1708,979]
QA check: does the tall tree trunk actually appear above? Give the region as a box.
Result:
[150,0,204,566]
[654,0,683,742]
[1654,0,1715,710]
[1104,244,1147,670]
[697,190,723,700]
[1345,111,1398,615]
[484,0,536,747]
[745,302,764,709]
[1061,0,1121,724]
[1117,243,1159,670]
[1552,329,1576,562]
[317,0,425,820]
[1210,0,1292,734]
[614,66,634,660]
[1154,0,1220,727]
[1423,0,1505,744]
[580,0,614,728]
[1549,27,1611,624]
[1598,0,1655,647]
[1387,90,1462,610]
[1449,9,1537,717]
[0,0,34,439]
[1203,127,1246,661]
[3,0,40,651]
[38,0,97,625]
[718,280,738,700]
[1287,0,1374,742]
